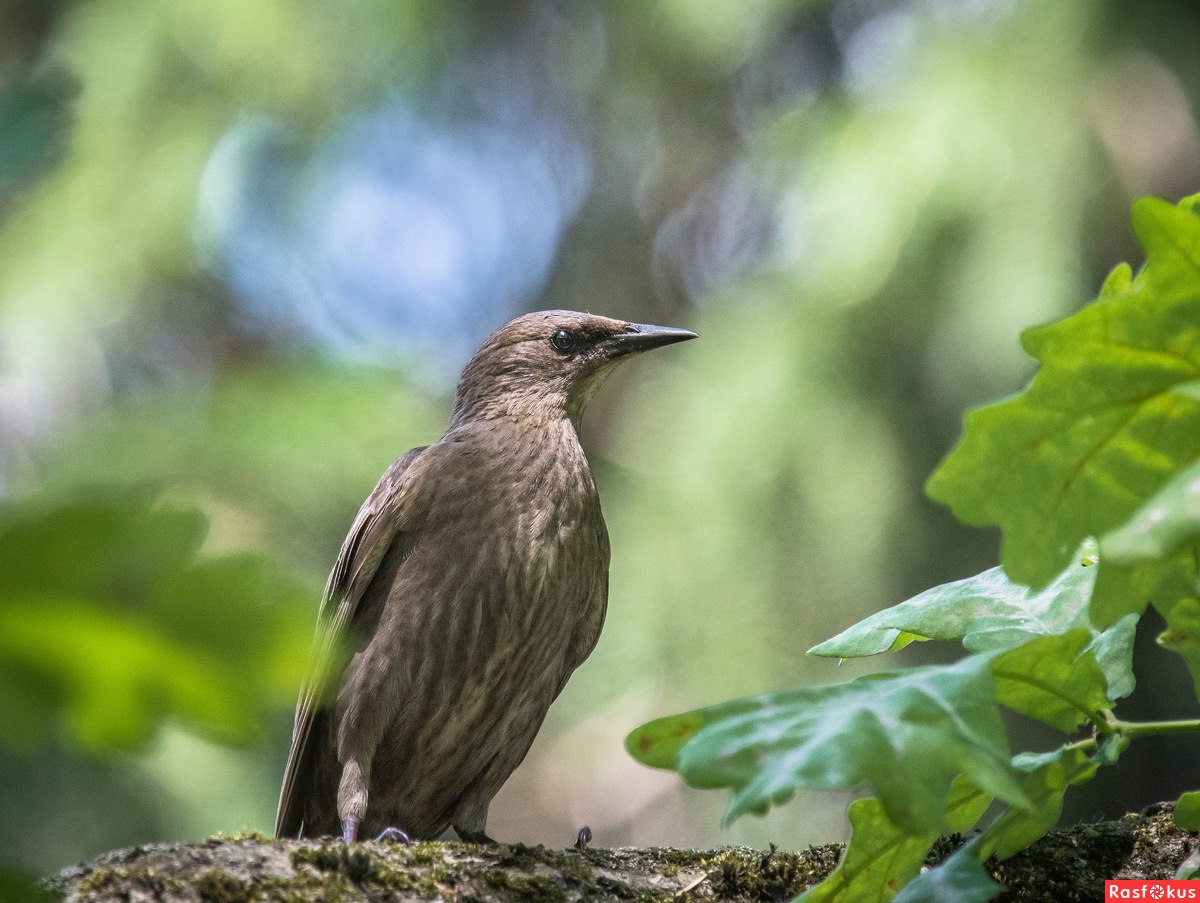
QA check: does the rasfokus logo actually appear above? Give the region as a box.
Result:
[1106,881,1200,899]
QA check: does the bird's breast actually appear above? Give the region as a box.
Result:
[499,465,604,622]
[415,423,608,646]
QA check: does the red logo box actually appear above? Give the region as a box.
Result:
[1106,881,1200,899]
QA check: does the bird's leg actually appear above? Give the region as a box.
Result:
[452,801,494,844]
[574,826,592,850]
[375,827,413,844]
[454,826,497,844]
[337,758,370,843]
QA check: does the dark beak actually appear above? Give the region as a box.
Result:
[598,323,698,358]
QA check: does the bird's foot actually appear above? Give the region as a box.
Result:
[574,826,592,851]
[341,817,358,843]
[455,829,497,845]
[375,827,413,844]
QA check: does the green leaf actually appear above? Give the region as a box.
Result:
[1085,613,1139,701]
[1101,458,1200,564]
[891,837,1003,903]
[627,656,1029,834]
[1157,598,1200,699]
[810,552,1136,700]
[810,554,1097,658]
[1091,552,1197,630]
[1177,851,1200,881]
[1178,776,1200,881]
[927,196,1200,593]
[979,744,1098,860]
[1174,791,1200,832]
[1095,459,1200,695]
[990,631,1109,732]
[796,798,936,903]
[625,711,707,771]
[799,779,992,903]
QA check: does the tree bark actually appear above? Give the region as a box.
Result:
[50,805,1197,902]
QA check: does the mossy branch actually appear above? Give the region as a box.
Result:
[49,806,1198,903]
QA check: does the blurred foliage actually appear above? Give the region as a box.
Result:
[0,868,53,903]
[979,745,1098,862]
[0,489,314,881]
[628,195,1200,901]
[0,68,75,208]
[38,361,444,567]
[2,0,1200,882]
[794,791,988,903]
[890,837,1004,903]
[0,490,312,753]
[1176,791,1200,831]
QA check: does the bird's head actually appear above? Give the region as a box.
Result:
[450,310,696,426]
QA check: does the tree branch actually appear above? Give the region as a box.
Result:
[50,805,1197,902]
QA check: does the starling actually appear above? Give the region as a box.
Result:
[275,310,696,843]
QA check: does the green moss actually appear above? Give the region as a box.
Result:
[705,846,830,900]
[369,860,452,896]
[290,839,458,898]
[74,865,185,900]
[555,852,600,888]
[73,866,120,897]
[216,831,271,844]
[482,869,568,903]
[493,842,552,870]
[642,848,721,879]
[404,842,445,866]
[290,841,379,881]
[653,849,710,867]
[195,869,252,903]
[268,870,361,903]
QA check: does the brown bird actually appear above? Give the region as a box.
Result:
[275,309,696,844]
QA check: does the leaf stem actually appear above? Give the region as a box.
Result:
[1110,717,1200,738]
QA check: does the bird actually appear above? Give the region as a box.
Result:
[275,309,696,844]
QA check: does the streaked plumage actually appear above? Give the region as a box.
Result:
[275,310,695,842]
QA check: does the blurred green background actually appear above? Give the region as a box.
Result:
[2,0,1200,880]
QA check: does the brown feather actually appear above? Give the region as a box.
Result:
[275,446,427,837]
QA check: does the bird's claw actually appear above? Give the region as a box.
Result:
[456,829,497,845]
[375,827,413,844]
[574,825,592,851]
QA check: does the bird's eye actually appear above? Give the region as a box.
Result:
[550,329,578,354]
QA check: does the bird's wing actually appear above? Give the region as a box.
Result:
[557,535,610,695]
[274,445,428,838]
